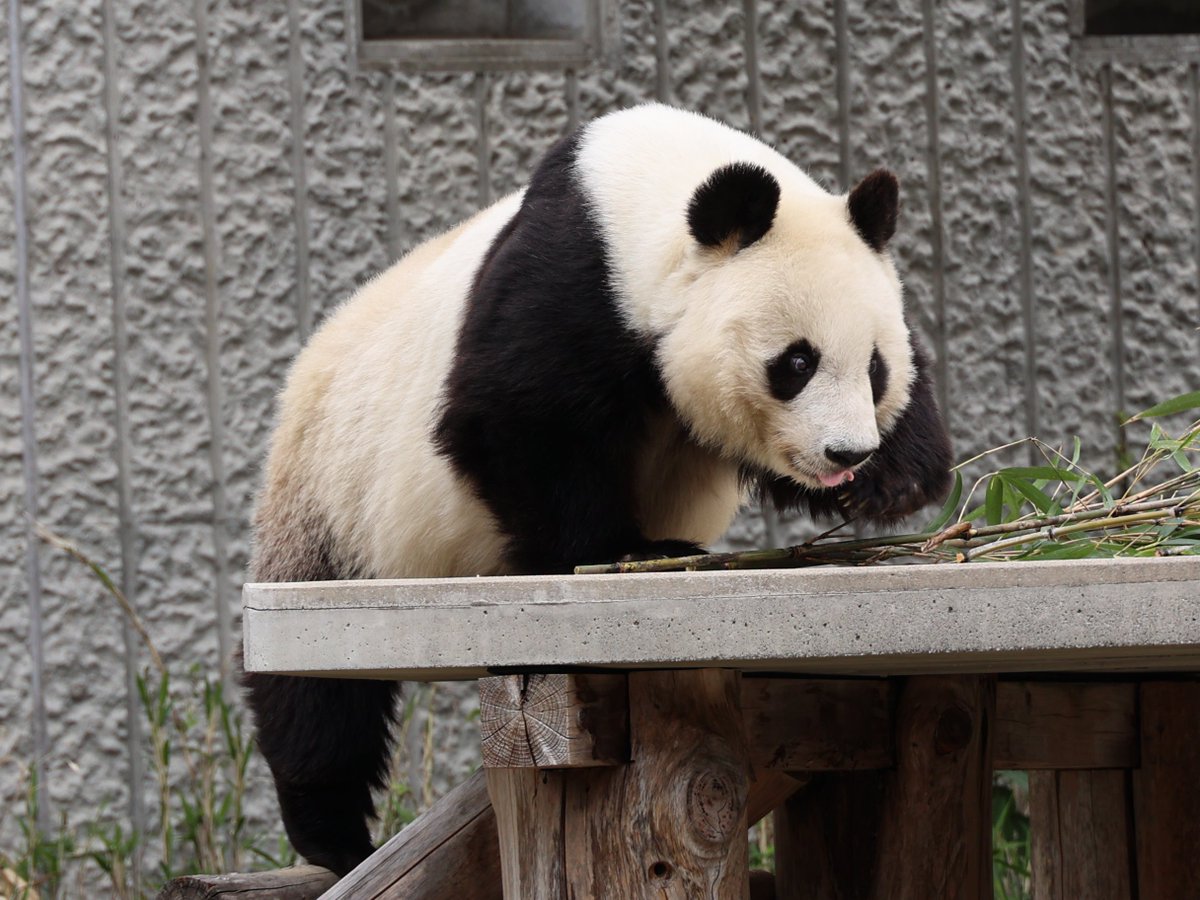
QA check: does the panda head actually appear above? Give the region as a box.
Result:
[658,163,914,493]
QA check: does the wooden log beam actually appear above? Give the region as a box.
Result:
[155,867,337,900]
[1028,770,1133,900]
[1132,681,1200,899]
[743,678,1137,773]
[741,678,892,771]
[747,769,807,825]
[321,770,501,900]
[995,681,1137,770]
[479,673,628,767]
[481,676,1141,776]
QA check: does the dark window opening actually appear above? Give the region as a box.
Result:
[1084,0,1200,36]
[362,0,589,43]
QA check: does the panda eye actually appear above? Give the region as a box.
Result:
[868,357,877,375]
[767,340,821,402]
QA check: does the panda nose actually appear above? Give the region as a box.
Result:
[825,445,875,467]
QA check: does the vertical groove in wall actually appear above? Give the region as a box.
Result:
[653,0,669,103]
[475,73,490,208]
[1008,0,1038,462]
[919,0,949,427]
[285,0,313,340]
[191,0,232,684]
[7,0,49,832]
[565,68,579,134]
[1100,64,1126,450]
[382,73,401,260]
[1191,62,1200,370]
[742,0,762,135]
[99,0,146,841]
[834,0,850,189]
[742,0,773,536]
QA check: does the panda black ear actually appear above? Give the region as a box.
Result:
[687,162,781,251]
[848,169,899,252]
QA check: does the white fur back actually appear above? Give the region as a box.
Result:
[264,194,523,579]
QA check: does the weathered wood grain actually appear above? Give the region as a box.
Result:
[742,677,1134,774]
[321,770,502,900]
[741,677,892,771]
[995,681,1137,769]
[564,669,752,899]
[1132,681,1200,900]
[1029,770,1133,900]
[154,866,336,900]
[870,675,996,900]
[486,767,567,897]
[479,672,628,767]
[747,769,807,825]
[773,773,886,900]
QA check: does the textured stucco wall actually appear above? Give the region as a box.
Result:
[2,0,1198,869]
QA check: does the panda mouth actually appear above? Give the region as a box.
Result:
[817,469,856,489]
[787,453,858,490]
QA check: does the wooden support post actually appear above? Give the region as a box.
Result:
[773,773,886,900]
[1132,681,1200,899]
[871,675,996,900]
[486,669,752,899]
[565,669,752,899]
[487,768,568,897]
[1028,770,1133,900]
[749,869,777,900]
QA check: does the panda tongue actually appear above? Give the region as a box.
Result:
[819,470,855,488]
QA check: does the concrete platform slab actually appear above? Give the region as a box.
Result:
[241,557,1200,680]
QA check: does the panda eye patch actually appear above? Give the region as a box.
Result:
[767,340,820,402]
[869,347,889,405]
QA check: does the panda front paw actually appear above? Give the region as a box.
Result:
[836,461,952,525]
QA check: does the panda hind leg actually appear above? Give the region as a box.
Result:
[242,670,400,877]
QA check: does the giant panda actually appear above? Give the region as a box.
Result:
[243,103,952,875]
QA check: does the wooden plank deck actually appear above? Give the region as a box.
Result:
[242,557,1200,680]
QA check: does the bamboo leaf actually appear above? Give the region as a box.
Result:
[1005,476,1056,515]
[1001,465,1085,482]
[1018,541,1098,561]
[1087,474,1115,508]
[985,476,1004,526]
[1125,391,1200,423]
[925,471,963,532]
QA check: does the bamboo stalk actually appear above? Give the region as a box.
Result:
[958,507,1197,562]
[574,498,1200,576]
